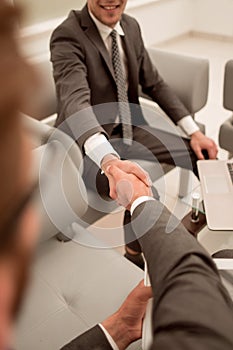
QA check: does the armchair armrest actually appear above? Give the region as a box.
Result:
[33,141,88,242]
[22,114,84,173]
[218,60,233,154]
[223,60,233,111]
[145,48,209,116]
[219,116,233,154]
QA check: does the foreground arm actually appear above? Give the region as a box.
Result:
[134,201,233,349]
[61,281,152,350]
[106,166,233,349]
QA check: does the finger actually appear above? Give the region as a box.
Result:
[133,165,152,187]
[127,162,152,187]
[106,164,126,181]
[109,179,117,199]
[193,145,205,160]
[134,280,153,301]
[116,179,134,206]
[107,161,152,187]
[106,166,133,204]
[108,175,117,199]
[207,143,218,159]
[104,168,118,199]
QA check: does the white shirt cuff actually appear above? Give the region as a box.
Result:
[130,196,155,215]
[99,324,119,350]
[177,115,199,136]
[84,133,120,168]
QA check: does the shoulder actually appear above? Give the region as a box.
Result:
[51,10,82,41]
[121,13,142,39]
[121,13,141,30]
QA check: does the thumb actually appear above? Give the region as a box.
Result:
[106,164,125,179]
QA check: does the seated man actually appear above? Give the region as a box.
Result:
[0,3,233,349]
[50,0,218,264]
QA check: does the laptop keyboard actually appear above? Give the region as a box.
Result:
[227,163,233,184]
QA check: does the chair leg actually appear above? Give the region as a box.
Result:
[178,168,191,198]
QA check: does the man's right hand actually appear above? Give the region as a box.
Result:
[105,164,153,210]
[101,155,152,202]
[101,280,152,350]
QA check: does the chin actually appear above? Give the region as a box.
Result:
[104,15,120,27]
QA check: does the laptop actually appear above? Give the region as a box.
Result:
[197,160,233,230]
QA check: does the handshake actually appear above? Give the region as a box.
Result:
[102,156,154,210]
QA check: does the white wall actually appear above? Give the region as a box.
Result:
[15,0,85,26]
[20,0,233,58]
[194,0,233,38]
[21,0,195,57]
[126,0,194,46]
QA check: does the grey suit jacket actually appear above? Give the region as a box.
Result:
[61,325,112,350]
[50,5,190,151]
[62,200,233,349]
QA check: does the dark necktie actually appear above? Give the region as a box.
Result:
[110,29,133,145]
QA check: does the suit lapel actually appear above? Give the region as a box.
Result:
[80,6,115,81]
[120,18,138,96]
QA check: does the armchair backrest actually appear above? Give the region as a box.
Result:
[23,57,57,120]
[223,60,233,112]
[147,48,209,116]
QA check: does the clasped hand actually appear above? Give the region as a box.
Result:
[102,156,153,210]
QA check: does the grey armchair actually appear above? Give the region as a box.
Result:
[219,60,233,158]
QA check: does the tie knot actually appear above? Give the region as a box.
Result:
[110,29,117,41]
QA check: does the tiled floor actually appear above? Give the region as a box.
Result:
[88,33,233,255]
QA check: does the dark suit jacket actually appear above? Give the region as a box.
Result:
[50,5,190,151]
[62,200,233,349]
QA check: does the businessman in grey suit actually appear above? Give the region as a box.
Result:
[50,0,218,262]
[62,166,233,350]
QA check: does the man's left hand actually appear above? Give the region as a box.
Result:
[190,130,218,160]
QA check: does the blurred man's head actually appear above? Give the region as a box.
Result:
[0,2,39,349]
[87,0,127,28]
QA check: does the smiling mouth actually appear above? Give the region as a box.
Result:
[100,5,120,10]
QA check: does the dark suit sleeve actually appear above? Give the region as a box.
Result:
[131,200,233,349]
[50,19,106,149]
[135,22,190,123]
[61,324,113,350]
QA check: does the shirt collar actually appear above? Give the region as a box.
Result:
[88,9,125,42]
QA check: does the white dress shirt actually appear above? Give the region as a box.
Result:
[84,10,199,168]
